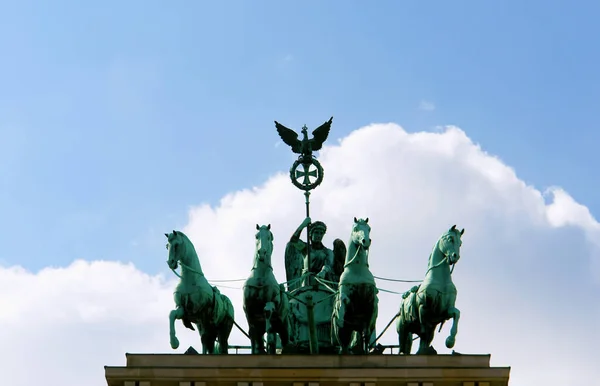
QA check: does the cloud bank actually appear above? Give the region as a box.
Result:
[1,123,598,386]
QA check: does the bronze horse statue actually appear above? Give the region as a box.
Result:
[332,217,379,354]
[243,224,291,354]
[166,230,234,354]
[396,225,464,355]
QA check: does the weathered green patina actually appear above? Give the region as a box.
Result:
[396,225,464,355]
[332,217,379,354]
[283,217,346,353]
[243,224,292,354]
[162,117,468,356]
[166,230,234,354]
[275,117,333,162]
[285,217,346,289]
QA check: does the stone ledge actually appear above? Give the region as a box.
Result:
[105,366,510,385]
[123,354,493,369]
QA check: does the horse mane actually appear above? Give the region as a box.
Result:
[173,231,199,261]
[174,231,192,244]
[428,229,460,268]
[428,231,450,265]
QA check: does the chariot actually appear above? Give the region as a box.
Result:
[284,284,338,353]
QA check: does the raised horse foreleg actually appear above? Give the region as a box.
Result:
[445,306,460,348]
[169,307,184,349]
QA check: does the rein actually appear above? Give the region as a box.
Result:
[343,243,369,268]
[169,261,205,279]
[251,250,274,271]
[424,252,457,275]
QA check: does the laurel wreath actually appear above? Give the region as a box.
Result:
[289,158,324,191]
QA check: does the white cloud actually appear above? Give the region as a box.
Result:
[419,100,436,111]
[1,123,599,386]
[0,261,180,386]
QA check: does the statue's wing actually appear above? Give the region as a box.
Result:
[310,116,333,151]
[275,121,302,153]
[284,241,303,291]
[332,238,346,280]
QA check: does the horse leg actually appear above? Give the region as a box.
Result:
[360,330,368,354]
[277,317,290,348]
[169,307,184,349]
[271,313,289,352]
[250,322,266,354]
[336,286,351,328]
[248,323,265,355]
[445,306,461,348]
[200,332,209,354]
[360,319,374,354]
[397,320,409,355]
[201,330,217,354]
[405,329,414,355]
[396,316,404,355]
[396,306,405,355]
[264,302,276,354]
[416,324,436,355]
[217,317,233,354]
[418,303,430,336]
[367,294,378,354]
[401,326,414,355]
[195,324,207,354]
[337,326,354,354]
[247,326,258,354]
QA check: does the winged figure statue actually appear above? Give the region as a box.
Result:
[284,217,346,291]
[275,117,333,160]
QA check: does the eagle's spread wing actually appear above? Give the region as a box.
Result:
[310,116,333,151]
[275,121,302,153]
[284,241,304,291]
[332,238,346,282]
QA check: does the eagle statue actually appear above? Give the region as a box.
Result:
[275,117,333,160]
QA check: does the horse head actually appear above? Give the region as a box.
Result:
[438,225,464,266]
[165,230,186,270]
[352,217,372,250]
[254,224,274,268]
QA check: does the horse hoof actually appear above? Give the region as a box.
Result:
[445,336,455,348]
[170,336,180,350]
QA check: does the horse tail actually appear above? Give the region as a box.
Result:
[212,286,234,325]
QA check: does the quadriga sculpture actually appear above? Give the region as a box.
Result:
[243,224,291,354]
[165,230,234,354]
[332,217,379,354]
[396,225,464,355]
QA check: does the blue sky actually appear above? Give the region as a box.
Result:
[1,0,599,277]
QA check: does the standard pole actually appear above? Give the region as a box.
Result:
[304,190,312,285]
[304,189,319,354]
[306,294,319,354]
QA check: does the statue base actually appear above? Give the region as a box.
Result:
[105,353,510,386]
